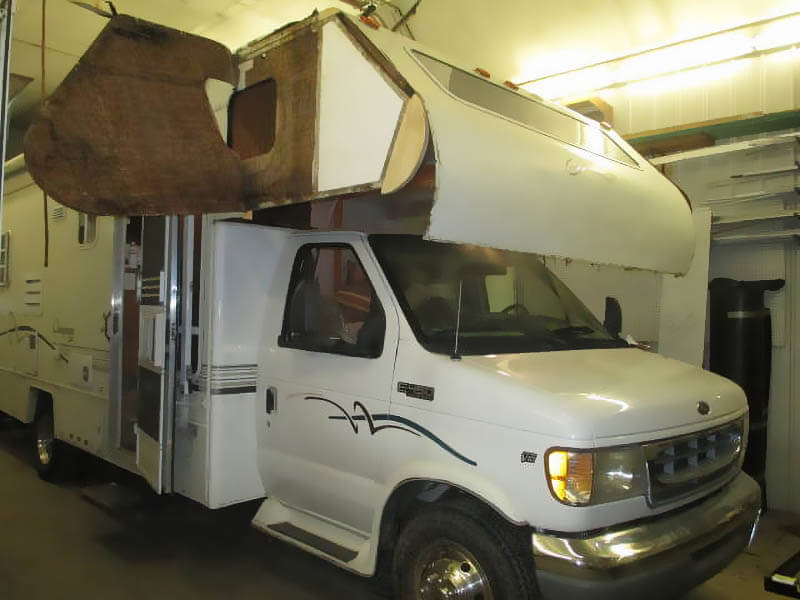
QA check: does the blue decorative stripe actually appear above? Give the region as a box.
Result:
[318,398,476,466]
[373,414,477,467]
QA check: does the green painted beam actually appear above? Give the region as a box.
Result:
[627,110,800,145]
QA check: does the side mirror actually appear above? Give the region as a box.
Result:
[604,296,622,339]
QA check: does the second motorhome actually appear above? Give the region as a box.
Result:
[1,10,759,600]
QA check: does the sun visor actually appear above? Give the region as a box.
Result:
[351,17,696,274]
[24,15,244,215]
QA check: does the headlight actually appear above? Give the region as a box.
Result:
[545,446,648,506]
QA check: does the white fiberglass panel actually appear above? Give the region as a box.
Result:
[351,17,695,274]
[206,222,289,507]
[211,222,289,365]
[317,21,404,193]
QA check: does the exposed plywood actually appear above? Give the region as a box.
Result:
[316,20,405,193]
[564,97,614,125]
[23,15,244,215]
[239,21,320,206]
[381,94,429,194]
[633,133,714,158]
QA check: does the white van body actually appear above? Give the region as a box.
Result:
[0,190,760,598]
[1,10,760,600]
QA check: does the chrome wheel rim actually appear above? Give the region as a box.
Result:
[415,540,493,600]
[36,414,54,466]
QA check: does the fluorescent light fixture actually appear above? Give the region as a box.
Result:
[520,11,800,100]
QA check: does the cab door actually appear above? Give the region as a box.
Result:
[136,216,178,493]
[258,238,398,534]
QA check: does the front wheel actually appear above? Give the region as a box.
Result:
[392,502,539,600]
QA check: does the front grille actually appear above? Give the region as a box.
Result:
[645,419,744,506]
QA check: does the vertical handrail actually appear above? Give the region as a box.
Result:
[0,0,15,239]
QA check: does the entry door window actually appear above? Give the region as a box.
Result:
[281,245,385,358]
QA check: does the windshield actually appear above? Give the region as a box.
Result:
[370,235,628,355]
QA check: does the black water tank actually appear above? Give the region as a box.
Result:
[708,277,784,505]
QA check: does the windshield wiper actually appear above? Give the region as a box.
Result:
[552,325,595,336]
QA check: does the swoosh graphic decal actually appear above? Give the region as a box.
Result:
[306,396,360,434]
[0,325,69,363]
[307,396,476,466]
[372,414,478,467]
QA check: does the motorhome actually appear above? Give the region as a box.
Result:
[1,10,760,600]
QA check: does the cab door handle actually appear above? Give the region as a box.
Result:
[266,387,278,414]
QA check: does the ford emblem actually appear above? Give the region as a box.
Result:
[697,401,711,416]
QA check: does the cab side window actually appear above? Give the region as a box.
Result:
[280,244,385,358]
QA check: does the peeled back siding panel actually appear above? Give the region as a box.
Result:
[23,15,244,216]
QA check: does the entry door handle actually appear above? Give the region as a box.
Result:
[266,387,278,414]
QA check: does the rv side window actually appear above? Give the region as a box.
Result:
[78,213,97,246]
[280,244,385,358]
[412,50,638,167]
[229,79,278,160]
[0,232,9,286]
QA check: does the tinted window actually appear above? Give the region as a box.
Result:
[370,235,627,355]
[413,51,637,167]
[229,79,277,159]
[281,245,385,358]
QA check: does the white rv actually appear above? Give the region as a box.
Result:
[1,10,759,600]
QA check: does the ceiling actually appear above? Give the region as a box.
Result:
[407,0,800,83]
[8,0,355,128]
[7,0,799,141]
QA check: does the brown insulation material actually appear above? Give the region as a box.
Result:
[24,15,244,215]
[238,24,320,206]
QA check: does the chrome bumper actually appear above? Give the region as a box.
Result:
[532,472,761,599]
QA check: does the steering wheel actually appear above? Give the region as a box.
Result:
[501,303,529,316]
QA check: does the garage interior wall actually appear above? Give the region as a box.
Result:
[528,32,800,511]
[668,135,799,512]
[598,49,800,137]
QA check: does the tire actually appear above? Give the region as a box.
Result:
[34,403,61,481]
[392,501,539,600]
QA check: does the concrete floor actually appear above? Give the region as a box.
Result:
[1,418,798,600]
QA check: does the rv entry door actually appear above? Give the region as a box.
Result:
[136,216,178,493]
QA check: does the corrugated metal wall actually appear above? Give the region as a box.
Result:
[599,51,800,136]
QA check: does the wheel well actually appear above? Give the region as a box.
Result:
[376,480,521,575]
[31,388,53,420]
